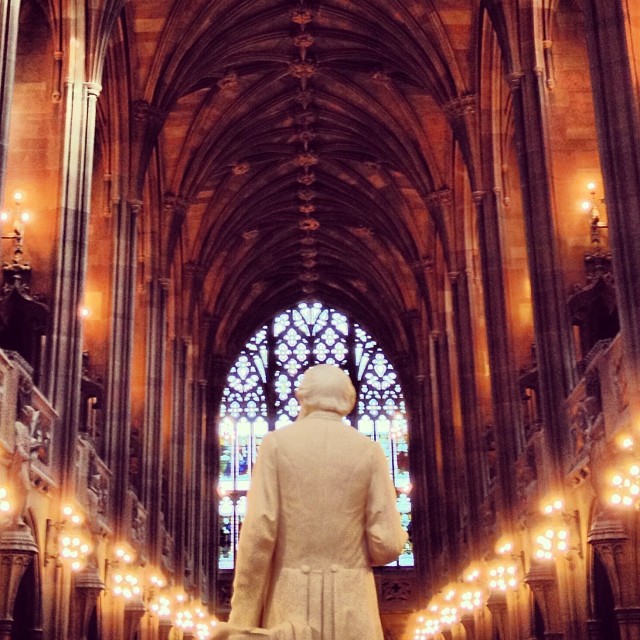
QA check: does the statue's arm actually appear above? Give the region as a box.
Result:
[229,432,280,628]
[364,442,408,566]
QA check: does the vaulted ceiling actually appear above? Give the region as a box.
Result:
[116,0,478,357]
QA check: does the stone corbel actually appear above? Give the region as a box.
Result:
[587,511,640,638]
[71,564,104,640]
[486,591,509,640]
[524,562,564,639]
[0,527,38,639]
[158,617,173,640]
[123,598,146,640]
[587,512,630,606]
[460,613,476,640]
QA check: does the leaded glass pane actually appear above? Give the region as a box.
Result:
[218,302,413,569]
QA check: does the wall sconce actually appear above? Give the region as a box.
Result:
[607,433,640,509]
[107,545,141,600]
[458,585,485,613]
[411,612,441,640]
[148,595,172,620]
[580,182,607,249]
[536,497,582,558]
[0,486,12,518]
[439,585,459,627]
[174,609,195,633]
[1,191,31,266]
[45,504,92,572]
[534,526,570,560]
[487,561,519,591]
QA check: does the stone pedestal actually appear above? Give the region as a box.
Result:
[0,525,38,640]
[72,565,104,640]
[124,598,146,640]
[486,591,509,640]
[460,613,476,640]
[525,562,564,639]
[158,618,173,640]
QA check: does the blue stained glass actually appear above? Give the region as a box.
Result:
[218,302,413,569]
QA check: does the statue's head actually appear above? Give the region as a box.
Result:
[296,364,356,416]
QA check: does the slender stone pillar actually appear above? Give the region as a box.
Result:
[582,0,640,410]
[0,0,21,210]
[46,78,102,487]
[473,190,524,516]
[449,268,486,535]
[169,336,189,579]
[508,64,577,478]
[141,277,169,564]
[105,199,140,532]
[430,328,460,557]
[191,379,207,596]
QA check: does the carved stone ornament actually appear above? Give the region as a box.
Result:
[299,235,317,246]
[288,60,318,79]
[297,128,316,144]
[299,249,318,259]
[293,33,315,49]
[296,152,319,167]
[302,258,317,269]
[232,161,251,176]
[295,89,314,109]
[289,7,315,25]
[217,71,239,93]
[298,203,316,215]
[297,171,316,185]
[242,229,259,241]
[442,94,476,120]
[298,217,320,231]
[380,579,411,602]
[299,271,319,282]
[297,189,315,201]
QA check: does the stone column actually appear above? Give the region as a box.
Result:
[191,379,206,597]
[582,0,640,410]
[0,526,38,639]
[141,277,169,564]
[104,199,140,533]
[449,268,486,537]
[169,336,189,580]
[0,0,21,209]
[507,59,578,479]
[473,190,524,516]
[46,78,102,487]
[430,328,460,556]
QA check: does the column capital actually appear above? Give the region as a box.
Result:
[84,82,102,98]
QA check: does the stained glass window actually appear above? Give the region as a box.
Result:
[218,302,413,569]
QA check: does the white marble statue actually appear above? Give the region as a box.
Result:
[225,364,407,640]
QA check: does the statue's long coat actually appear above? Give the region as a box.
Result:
[228,409,408,640]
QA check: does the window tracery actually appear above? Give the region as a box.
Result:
[218,302,413,569]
